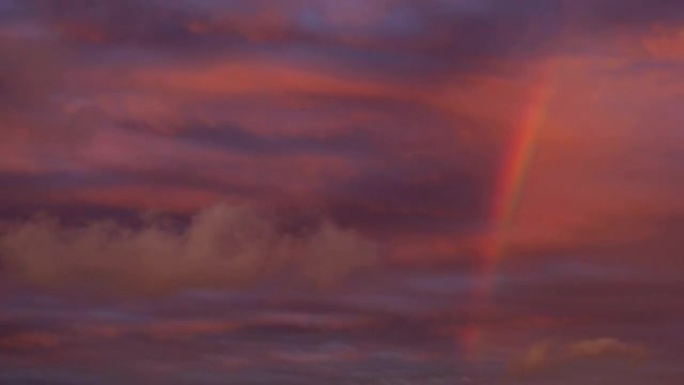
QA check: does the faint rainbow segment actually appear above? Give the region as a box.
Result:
[464,65,556,360]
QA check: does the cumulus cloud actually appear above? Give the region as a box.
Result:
[508,338,650,378]
[0,203,378,295]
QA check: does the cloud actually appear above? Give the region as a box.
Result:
[121,320,243,342]
[24,0,197,45]
[0,36,63,136]
[0,331,61,351]
[566,338,649,361]
[1,0,682,270]
[508,338,650,378]
[0,39,55,111]
[29,0,562,58]
[0,203,378,295]
[27,0,681,64]
[578,0,684,28]
[0,31,94,157]
[642,29,684,61]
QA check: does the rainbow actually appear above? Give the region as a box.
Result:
[464,66,556,359]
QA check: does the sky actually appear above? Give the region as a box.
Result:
[0,0,683,384]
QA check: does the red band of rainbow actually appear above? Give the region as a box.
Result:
[464,64,557,360]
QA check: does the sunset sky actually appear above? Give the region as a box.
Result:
[1,1,683,384]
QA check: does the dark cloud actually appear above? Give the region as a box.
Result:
[7,0,682,84]
[177,123,377,157]
[492,267,684,331]
[324,162,492,237]
[12,0,563,80]
[26,0,200,45]
[23,0,680,62]
[579,0,684,27]
[503,208,684,267]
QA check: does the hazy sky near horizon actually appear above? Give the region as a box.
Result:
[1,0,683,383]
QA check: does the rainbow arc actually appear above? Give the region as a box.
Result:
[465,64,557,359]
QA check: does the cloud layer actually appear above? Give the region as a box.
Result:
[0,203,378,294]
[0,0,682,268]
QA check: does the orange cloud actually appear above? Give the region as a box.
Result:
[0,203,378,294]
[508,338,650,378]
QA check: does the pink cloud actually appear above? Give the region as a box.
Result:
[0,203,378,294]
[0,332,61,351]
